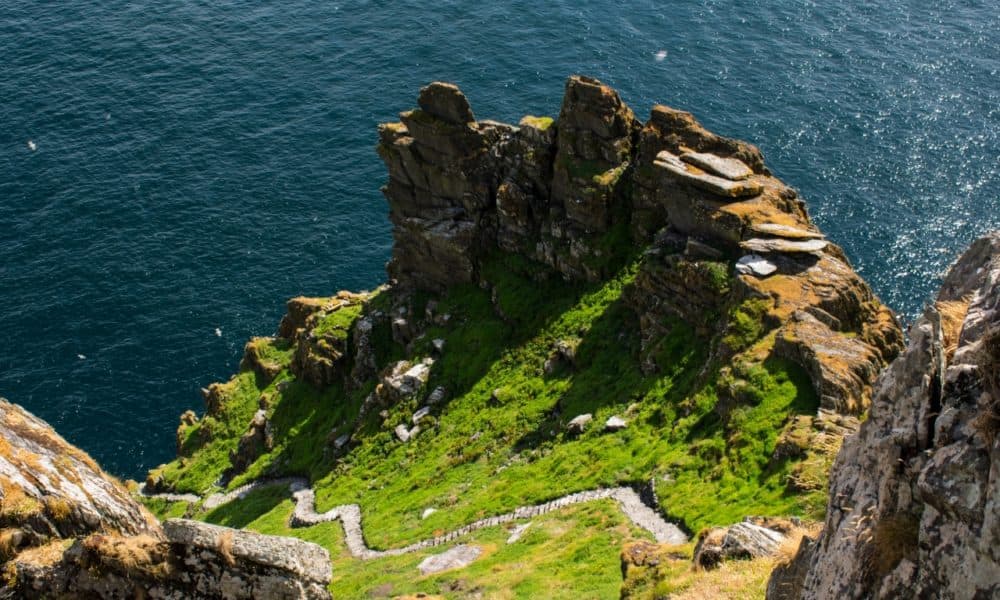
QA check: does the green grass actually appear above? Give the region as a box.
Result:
[143,497,189,521]
[312,302,364,339]
[197,484,643,599]
[722,297,772,353]
[151,370,271,493]
[520,115,554,131]
[150,250,828,597]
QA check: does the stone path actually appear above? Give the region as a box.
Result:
[141,478,688,561]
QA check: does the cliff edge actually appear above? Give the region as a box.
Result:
[0,399,332,599]
[769,232,1000,599]
[140,76,905,598]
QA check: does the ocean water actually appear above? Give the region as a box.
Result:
[1,1,997,478]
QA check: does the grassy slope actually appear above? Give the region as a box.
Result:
[146,252,823,598]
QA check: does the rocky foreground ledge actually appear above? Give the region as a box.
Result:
[0,399,332,599]
[769,232,1000,599]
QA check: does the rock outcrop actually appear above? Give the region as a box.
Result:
[771,232,1000,599]
[0,399,158,556]
[378,75,901,413]
[0,398,332,599]
[693,518,792,569]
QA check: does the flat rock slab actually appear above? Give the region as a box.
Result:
[655,151,762,199]
[750,222,825,240]
[680,151,753,180]
[740,237,829,254]
[417,544,482,575]
[163,519,332,584]
[736,254,778,277]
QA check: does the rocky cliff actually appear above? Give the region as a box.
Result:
[0,399,332,599]
[136,76,908,598]
[3,75,927,598]
[378,76,901,410]
[769,232,1000,599]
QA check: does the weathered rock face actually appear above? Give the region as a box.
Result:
[0,399,159,556]
[285,292,367,389]
[9,519,332,599]
[0,400,333,599]
[773,232,1000,599]
[378,76,902,412]
[377,82,512,290]
[549,75,638,236]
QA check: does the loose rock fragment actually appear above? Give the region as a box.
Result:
[567,413,593,434]
[417,544,482,575]
[736,254,778,277]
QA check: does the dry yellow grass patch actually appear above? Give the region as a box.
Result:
[669,556,776,600]
[0,528,24,561]
[216,530,236,566]
[772,523,821,568]
[12,539,68,567]
[0,476,43,520]
[81,533,173,579]
[43,496,73,524]
[936,298,971,361]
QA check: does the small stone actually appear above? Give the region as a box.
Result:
[567,414,593,434]
[432,338,446,353]
[417,544,482,575]
[426,386,447,404]
[413,406,431,424]
[604,416,628,431]
[421,508,437,520]
[333,434,350,449]
[395,424,411,443]
[736,254,778,277]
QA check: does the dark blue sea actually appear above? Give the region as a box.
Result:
[2,1,997,478]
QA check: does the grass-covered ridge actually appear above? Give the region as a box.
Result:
[146,246,826,596]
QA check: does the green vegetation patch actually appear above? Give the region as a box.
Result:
[158,251,829,594]
[519,115,554,131]
[152,370,270,494]
[312,303,364,340]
